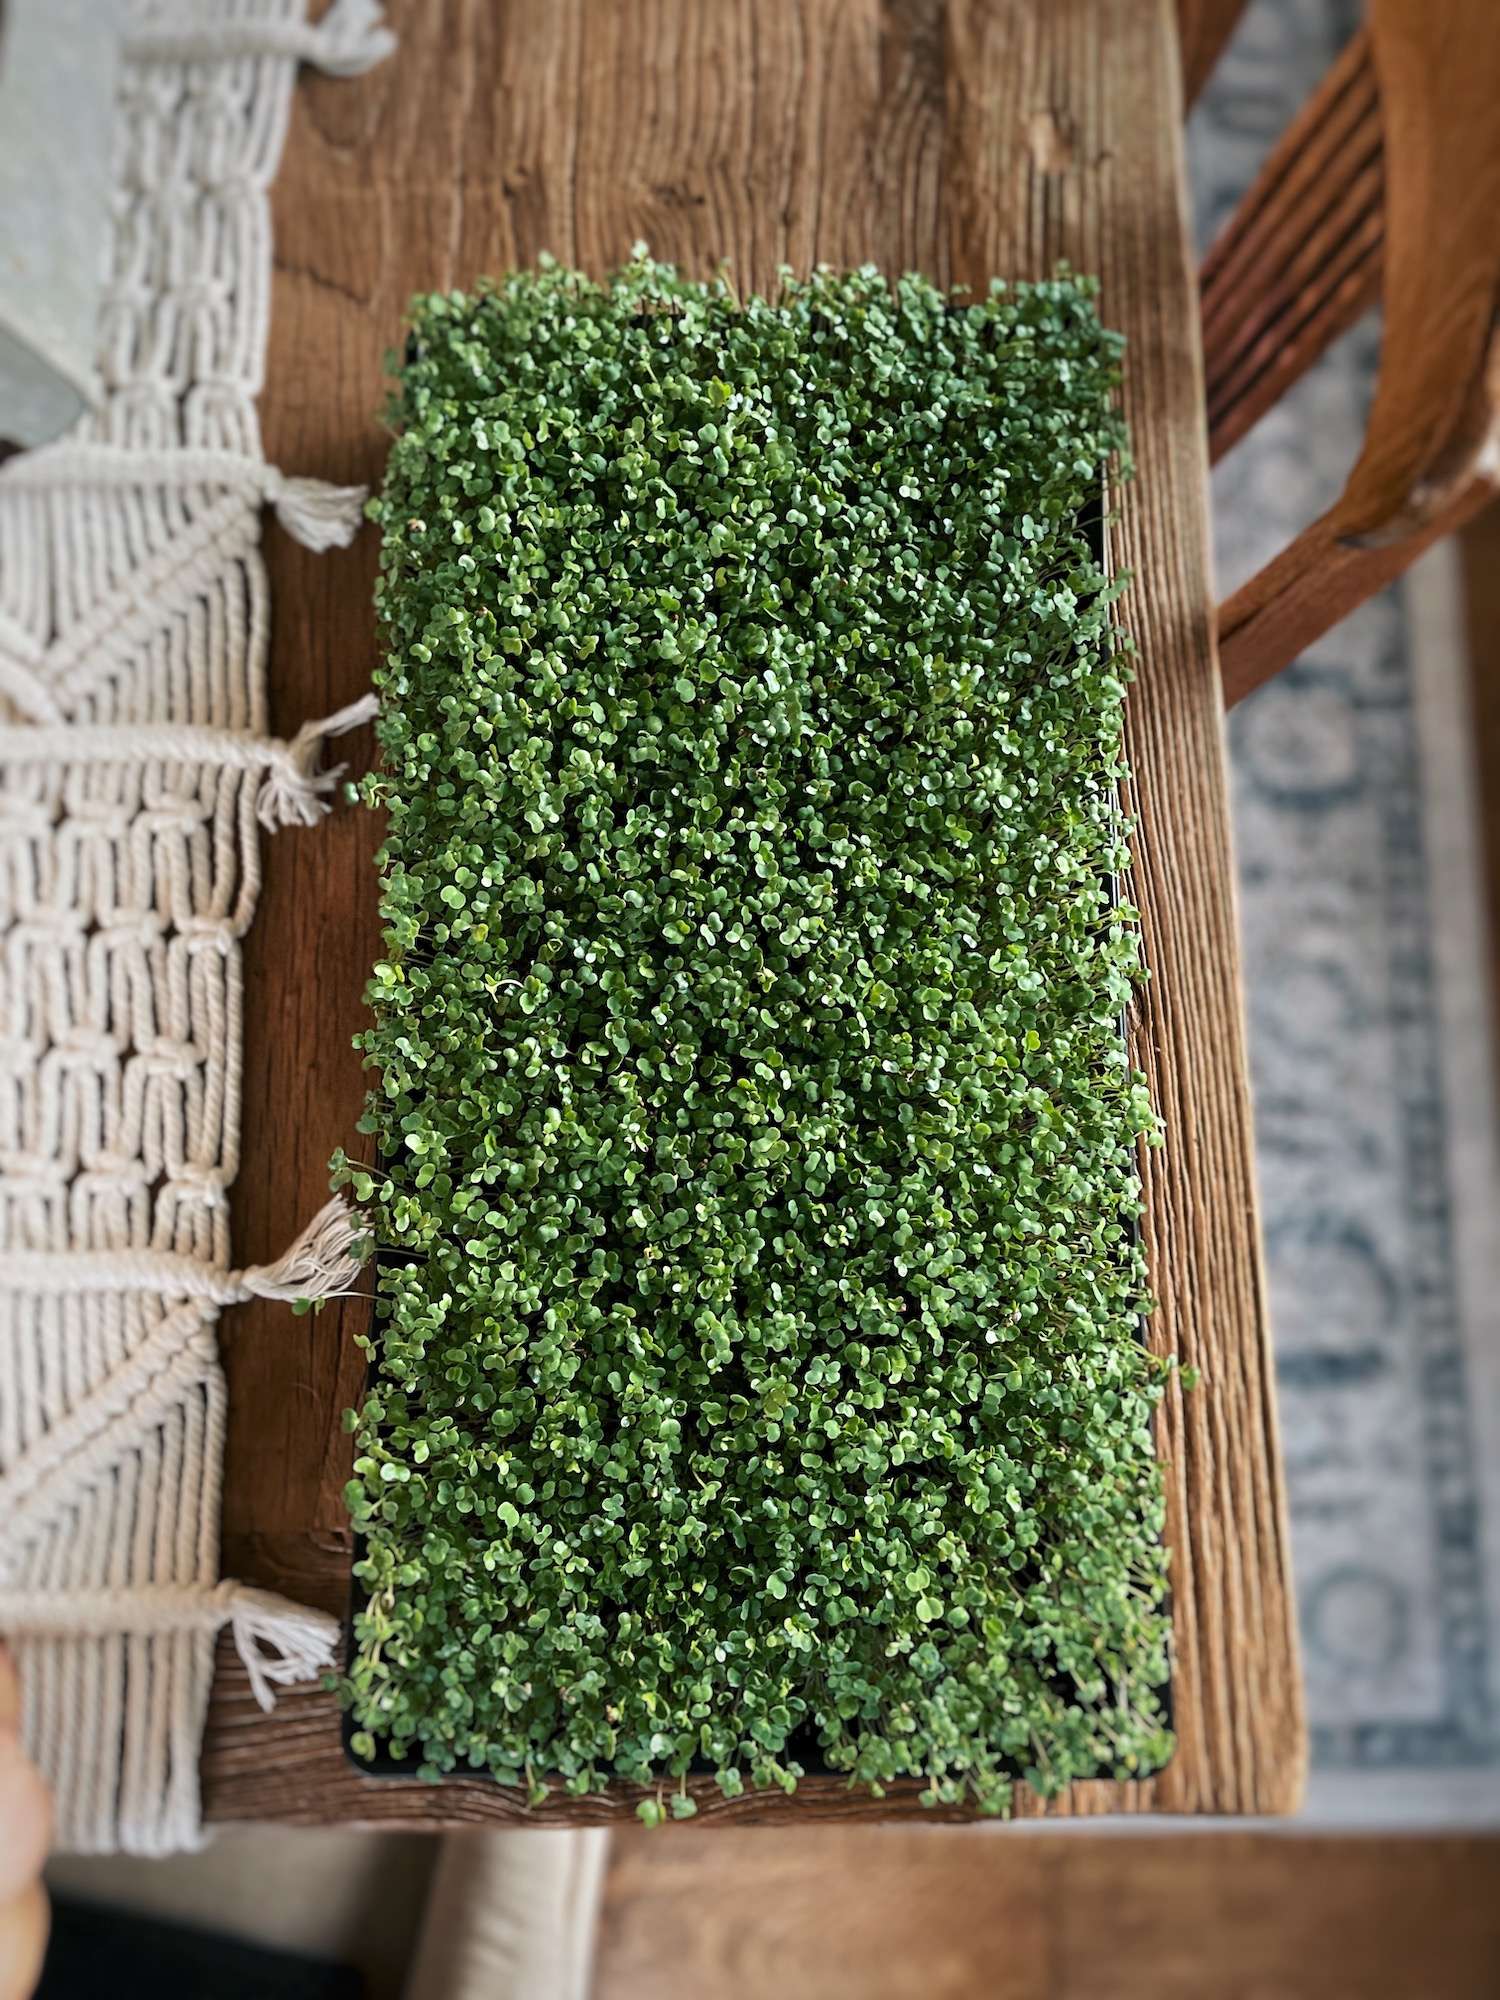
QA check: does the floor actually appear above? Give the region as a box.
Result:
[594,1829,1500,2000]
[45,1830,437,2000]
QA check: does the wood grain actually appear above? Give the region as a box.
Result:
[594,1831,1500,2000]
[204,0,1301,1825]
[1200,29,1383,467]
[1218,0,1500,704]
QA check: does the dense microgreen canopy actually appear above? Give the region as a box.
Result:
[339,254,1172,1816]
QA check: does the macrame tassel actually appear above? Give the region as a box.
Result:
[236,1194,367,1303]
[2,445,370,553]
[266,471,369,552]
[225,1585,341,1715]
[0,1202,370,1307]
[257,693,379,831]
[304,0,397,77]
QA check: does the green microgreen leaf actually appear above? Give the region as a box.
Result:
[338,253,1172,1821]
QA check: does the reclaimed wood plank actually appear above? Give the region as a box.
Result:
[206,0,1302,1824]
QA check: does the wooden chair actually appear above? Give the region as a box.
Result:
[1191,0,1500,703]
[203,0,1495,1827]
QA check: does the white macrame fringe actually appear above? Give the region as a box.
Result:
[0,0,393,1855]
[0,696,380,831]
[227,1587,342,1713]
[0,1583,340,1716]
[0,1195,369,1304]
[236,1193,369,1300]
[127,0,396,76]
[0,443,369,552]
[266,472,371,551]
[257,693,381,828]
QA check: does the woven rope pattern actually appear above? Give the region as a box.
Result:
[0,0,389,1852]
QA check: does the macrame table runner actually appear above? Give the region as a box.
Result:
[0,0,394,1854]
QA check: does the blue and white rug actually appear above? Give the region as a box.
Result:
[1191,0,1500,1826]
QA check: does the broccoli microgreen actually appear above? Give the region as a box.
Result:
[338,254,1173,1815]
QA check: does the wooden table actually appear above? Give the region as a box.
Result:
[204,0,1304,1825]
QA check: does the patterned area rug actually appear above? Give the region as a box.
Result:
[1191,0,1500,1825]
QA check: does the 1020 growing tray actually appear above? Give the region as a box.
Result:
[335,256,1173,1821]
